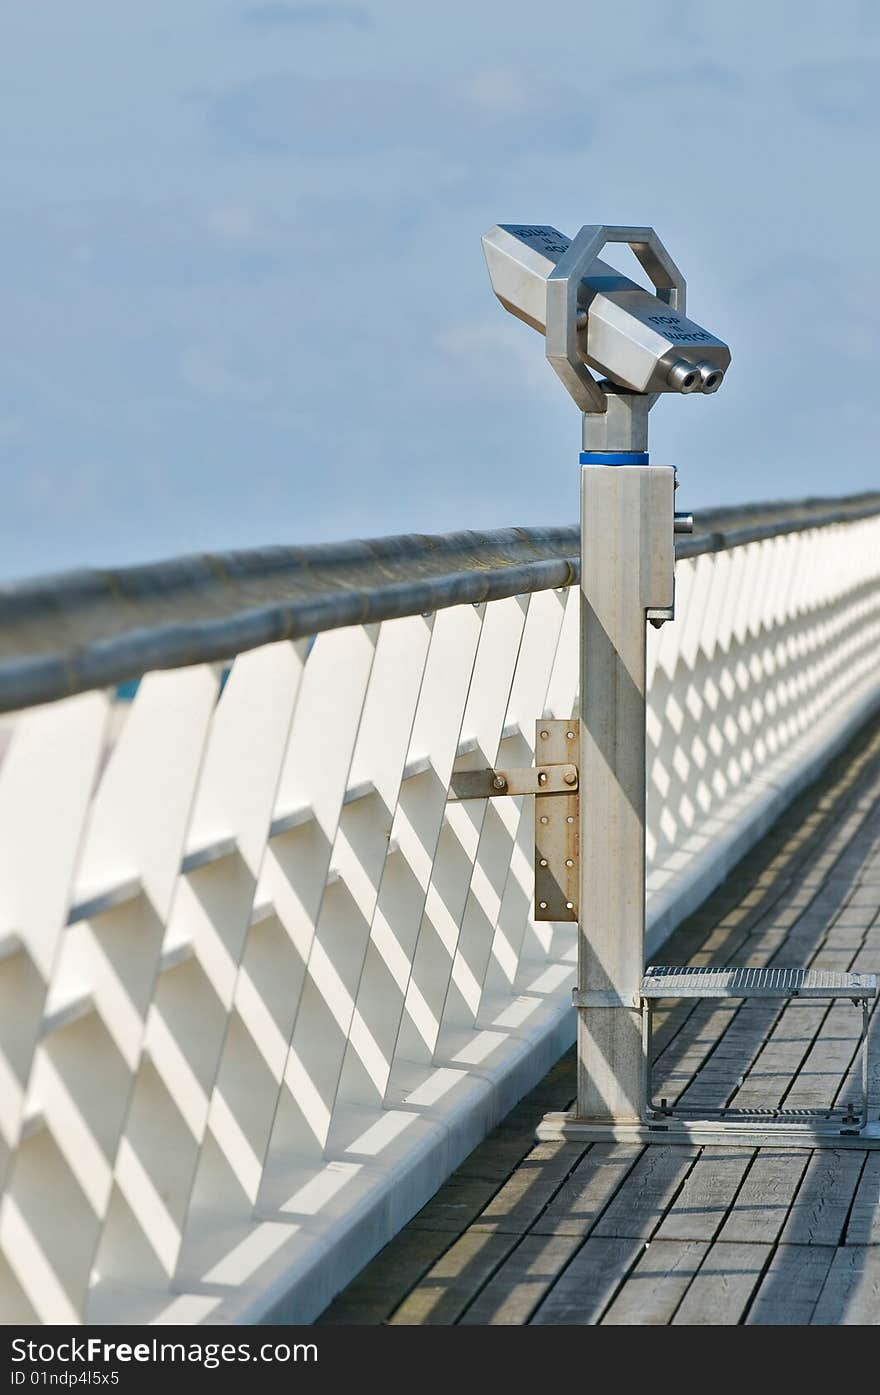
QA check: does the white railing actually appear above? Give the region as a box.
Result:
[0,497,879,1324]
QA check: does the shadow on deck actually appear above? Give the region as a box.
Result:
[318,711,880,1326]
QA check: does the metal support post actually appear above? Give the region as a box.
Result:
[482,218,880,1149]
[576,445,674,1122]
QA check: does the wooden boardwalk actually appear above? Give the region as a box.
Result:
[318,713,880,1326]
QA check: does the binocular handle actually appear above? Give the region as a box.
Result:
[546,225,687,414]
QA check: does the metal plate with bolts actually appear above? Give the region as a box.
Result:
[445,718,579,921]
[534,719,579,922]
[450,762,577,800]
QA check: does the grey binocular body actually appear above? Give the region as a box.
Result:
[482,224,730,408]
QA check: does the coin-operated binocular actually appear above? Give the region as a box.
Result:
[482,222,732,1136]
[482,223,730,420]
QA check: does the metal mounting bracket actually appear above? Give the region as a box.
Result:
[450,761,577,799]
[448,719,580,923]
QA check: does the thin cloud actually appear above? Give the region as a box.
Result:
[208,71,595,158]
[436,319,557,395]
[789,59,880,122]
[624,62,743,91]
[244,4,372,28]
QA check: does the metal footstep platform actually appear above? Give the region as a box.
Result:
[641,963,877,1137]
[642,965,877,1000]
[541,962,880,1147]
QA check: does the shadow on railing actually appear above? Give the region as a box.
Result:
[0,490,878,1324]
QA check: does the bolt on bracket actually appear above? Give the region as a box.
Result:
[447,719,580,922]
[533,719,579,922]
[450,762,577,799]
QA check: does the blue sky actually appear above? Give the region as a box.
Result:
[2,1,879,579]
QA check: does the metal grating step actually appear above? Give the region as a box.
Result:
[641,965,877,1000]
[648,1105,863,1121]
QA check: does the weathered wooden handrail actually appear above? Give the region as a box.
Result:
[2,492,878,713]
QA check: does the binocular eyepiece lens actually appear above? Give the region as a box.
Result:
[699,365,724,393]
[667,358,725,394]
[666,360,701,393]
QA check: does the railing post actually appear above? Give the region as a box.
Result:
[576,457,675,1121]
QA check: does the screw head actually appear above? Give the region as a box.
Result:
[539,901,548,911]
[565,858,574,868]
[566,815,574,824]
[563,771,577,786]
[492,775,507,791]
[540,729,549,740]
[565,901,574,911]
[539,858,548,868]
[566,730,575,740]
[538,771,548,784]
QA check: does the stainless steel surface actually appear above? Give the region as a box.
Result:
[641,965,878,999]
[698,362,724,392]
[537,1115,880,1148]
[651,1106,857,1118]
[576,465,676,1122]
[481,224,569,336]
[674,512,694,534]
[545,225,616,412]
[863,999,870,1121]
[534,719,579,923]
[666,359,701,392]
[640,965,875,1135]
[482,222,730,408]
[581,385,649,452]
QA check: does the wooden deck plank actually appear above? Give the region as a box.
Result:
[784,1001,865,1111]
[651,1004,740,1105]
[676,1004,780,1110]
[529,1235,644,1325]
[469,1140,587,1234]
[745,1244,837,1325]
[454,1126,544,1183]
[717,1149,811,1244]
[671,1241,772,1325]
[601,1240,708,1325]
[654,1147,754,1242]
[388,1231,519,1325]
[779,1150,868,1246]
[405,1176,505,1232]
[316,1227,463,1325]
[823,924,867,951]
[458,1234,582,1325]
[729,1003,826,1110]
[530,1143,643,1238]
[844,1152,880,1245]
[592,1146,698,1240]
[811,1246,880,1325]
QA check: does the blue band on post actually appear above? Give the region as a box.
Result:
[579,451,650,465]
